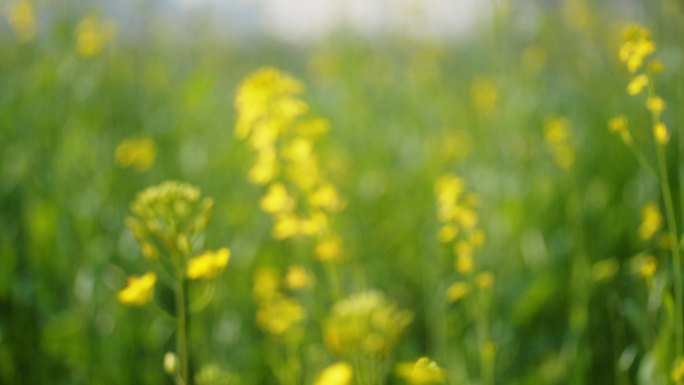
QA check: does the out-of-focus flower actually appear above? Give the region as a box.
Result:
[115,137,157,172]
[314,362,353,385]
[638,202,662,240]
[619,25,655,73]
[256,297,306,336]
[324,291,412,357]
[75,15,117,57]
[607,115,632,144]
[284,265,313,290]
[187,248,230,280]
[395,357,446,385]
[446,282,470,302]
[8,0,36,42]
[544,117,575,170]
[475,271,495,290]
[653,122,670,145]
[117,272,157,306]
[626,74,648,96]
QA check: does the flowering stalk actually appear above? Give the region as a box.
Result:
[117,181,229,385]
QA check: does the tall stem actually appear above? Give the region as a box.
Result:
[174,248,191,385]
[656,144,683,359]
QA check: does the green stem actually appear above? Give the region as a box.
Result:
[656,144,684,360]
[172,246,191,385]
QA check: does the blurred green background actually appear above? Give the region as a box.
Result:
[1,0,684,384]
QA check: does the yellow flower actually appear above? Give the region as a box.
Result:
[248,149,278,185]
[272,213,300,239]
[455,242,474,273]
[608,115,632,144]
[437,225,458,243]
[115,137,157,172]
[639,255,658,278]
[253,267,280,302]
[638,202,662,240]
[446,282,470,302]
[619,25,656,73]
[395,357,446,385]
[314,362,353,385]
[544,117,575,169]
[646,96,666,115]
[187,248,230,280]
[653,122,670,145]
[260,183,294,214]
[8,0,36,42]
[75,15,117,58]
[316,235,343,262]
[309,184,344,212]
[256,297,306,336]
[626,74,649,95]
[117,272,157,306]
[284,265,313,290]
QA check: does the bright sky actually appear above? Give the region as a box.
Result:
[173,0,492,42]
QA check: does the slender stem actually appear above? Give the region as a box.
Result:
[656,144,683,359]
[176,277,190,385]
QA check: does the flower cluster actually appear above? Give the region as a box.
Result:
[434,174,493,301]
[638,202,663,241]
[118,181,227,306]
[252,267,310,337]
[394,357,446,385]
[543,116,575,170]
[611,24,669,146]
[323,291,412,357]
[234,67,345,262]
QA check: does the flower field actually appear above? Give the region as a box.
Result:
[1,1,684,384]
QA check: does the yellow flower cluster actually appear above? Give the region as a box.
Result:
[252,267,309,337]
[314,362,353,385]
[394,357,446,385]
[126,181,214,260]
[117,272,157,306]
[323,291,412,357]
[543,117,575,170]
[7,0,36,42]
[673,356,684,384]
[235,67,345,261]
[607,115,632,144]
[619,25,656,73]
[638,202,663,241]
[617,24,670,146]
[115,137,157,172]
[434,174,493,302]
[75,15,117,58]
[187,248,230,280]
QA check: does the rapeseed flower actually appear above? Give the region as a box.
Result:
[314,362,353,385]
[607,115,632,144]
[284,265,313,290]
[672,356,684,383]
[543,117,575,170]
[75,15,117,57]
[626,74,648,96]
[324,291,412,357]
[187,248,230,280]
[395,357,446,385]
[8,0,36,42]
[638,202,662,240]
[619,25,656,73]
[117,272,157,306]
[646,96,666,115]
[653,122,670,145]
[115,137,157,172]
[446,282,471,302]
[256,297,306,336]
